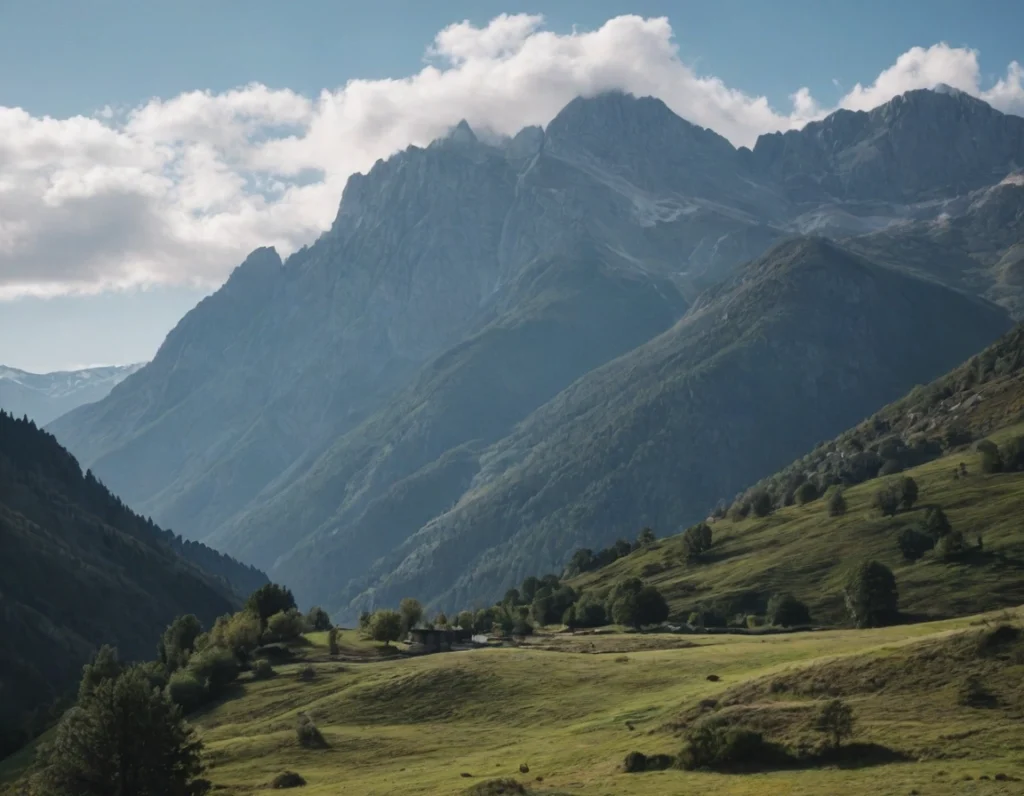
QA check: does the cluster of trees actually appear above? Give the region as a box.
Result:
[872,476,918,516]
[977,435,1024,474]
[563,527,658,577]
[895,505,973,561]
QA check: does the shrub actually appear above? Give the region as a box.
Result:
[511,618,534,637]
[897,527,934,561]
[272,770,307,789]
[208,610,262,660]
[998,435,1024,471]
[358,611,372,631]
[635,527,657,548]
[682,522,713,560]
[795,481,819,505]
[827,488,847,517]
[923,506,951,540]
[297,665,316,682]
[186,646,239,698]
[936,530,968,560]
[765,593,811,627]
[621,751,674,772]
[327,627,341,656]
[958,674,997,708]
[898,476,919,510]
[295,714,326,748]
[252,660,276,680]
[843,560,898,628]
[751,491,773,517]
[265,609,307,643]
[977,439,1003,473]
[368,610,403,645]
[872,485,901,517]
[745,615,762,629]
[166,669,208,713]
[680,722,773,770]
[878,459,904,476]
[815,699,855,748]
[728,500,751,521]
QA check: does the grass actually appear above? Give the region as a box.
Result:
[5,614,1023,795]
[570,425,1024,625]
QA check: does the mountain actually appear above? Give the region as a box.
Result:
[0,363,143,426]
[0,411,266,756]
[567,321,1024,626]
[49,88,1024,623]
[329,237,1010,615]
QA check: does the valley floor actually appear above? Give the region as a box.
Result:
[185,610,1024,795]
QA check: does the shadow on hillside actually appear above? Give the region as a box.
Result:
[803,742,913,771]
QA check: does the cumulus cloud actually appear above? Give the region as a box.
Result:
[1,14,1022,299]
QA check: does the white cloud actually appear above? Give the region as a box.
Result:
[0,15,1022,299]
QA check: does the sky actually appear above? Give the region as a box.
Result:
[1,0,1022,372]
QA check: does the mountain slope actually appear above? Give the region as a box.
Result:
[0,364,143,426]
[0,412,264,756]
[338,238,1011,616]
[215,243,688,582]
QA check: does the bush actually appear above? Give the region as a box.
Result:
[208,610,262,660]
[765,593,811,627]
[399,598,423,633]
[265,609,307,643]
[166,669,208,714]
[682,522,713,560]
[923,506,951,540]
[936,530,968,560]
[296,714,326,748]
[187,646,240,695]
[680,723,774,770]
[815,699,855,748]
[999,435,1024,471]
[978,439,1003,473]
[897,527,934,561]
[898,476,919,510]
[728,500,751,521]
[958,674,997,708]
[252,659,276,680]
[297,665,316,682]
[827,488,847,517]
[751,491,773,517]
[272,770,307,789]
[872,485,901,517]
[795,481,819,505]
[843,561,898,628]
[621,751,675,773]
[327,627,341,656]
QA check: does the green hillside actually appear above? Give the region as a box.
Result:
[0,412,262,757]
[7,610,1021,795]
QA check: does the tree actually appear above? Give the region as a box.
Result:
[208,611,261,660]
[923,506,951,540]
[844,561,898,628]
[158,614,203,672]
[999,435,1024,471]
[39,667,207,796]
[473,607,496,633]
[936,530,968,560]
[245,583,296,627]
[977,439,1003,474]
[897,527,934,561]
[432,611,449,628]
[765,593,811,627]
[358,611,372,631]
[574,593,608,628]
[635,586,670,627]
[399,598,424,632]
[186,647,239,696]
[815,699,855,749]
[368,610,403,646]
[78,645,124,702]
[872,484,900,517]
[564,549,595,577]
[898,476,919,510]
[635,527,656,549]
[751,491,773,517]
[827,488,847,517]
[306,606,332,632]
[502,588,522,606]
[264,609,306,642]
[795,481,819,505]
[607,579,667,628]
[520,576,541,602]
[456,610,474,631]
[327,627,341,656]
[531,585,577,625]
[682,522,713,560]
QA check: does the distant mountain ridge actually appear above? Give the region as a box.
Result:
[0,363,144,426]
[49,86,1024,620]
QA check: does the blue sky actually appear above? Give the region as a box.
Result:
[1,1,1022,372]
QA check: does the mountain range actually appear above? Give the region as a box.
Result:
[0,363,144,426]
[49,86,1024,620]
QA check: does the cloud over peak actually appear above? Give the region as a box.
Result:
[1,14,1022,299]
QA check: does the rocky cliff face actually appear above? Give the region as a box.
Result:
[50,88,1024,620]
